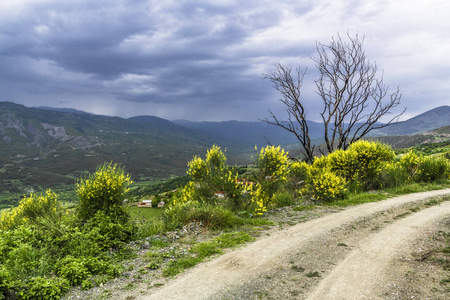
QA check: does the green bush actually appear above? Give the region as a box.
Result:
[85,206,137,250]
[377,161,408,189]
[445,150,450,160]
[0,189,64,231]
[271,191,296,207]
[55,256,90,286]
[175,145,253,212]
[289,161,310,185]
[162,201,237,230]
[417,156,449,182]
[76,162,132,221]
[399,151,449,182]
[399,150,422,182]
[15,276,69,300]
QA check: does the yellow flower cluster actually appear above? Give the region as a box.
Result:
[311,170,347,201]
[206,144,227,171]
[187,156,209,182]
[250,183,269,216]
[172,181,197,206]
[76,163,132,216]
[0,189,61,231]
[399,150,422,181]
[257,145,289,181]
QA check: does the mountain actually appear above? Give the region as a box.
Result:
[371,106,450,136]
[173,119,325,147]
[2,101,450,197]
[34,106,92,115]
[0,102,229,194]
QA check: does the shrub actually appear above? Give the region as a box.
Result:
[311,170,347,201]
[55,256,90,286]
[347,140,395,190]
[178,145,253,212]
[205,144,227,173]
[445,150,450,160]
[85,206,137,250]
[399,150,422,182]
[377,161,408,188]
[76,162,132,221]
[257,145,290,181]
[271,191,296,207]
[0,190,63,231]
[417,155,449,182]
[16,276,69,300]
[162,201,236,230]
[289,161,310,190]
[187,156,209,182]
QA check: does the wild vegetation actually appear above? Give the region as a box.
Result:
[0,141,449,299]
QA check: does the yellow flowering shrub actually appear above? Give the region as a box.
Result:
[172,181,196,206]
[0,189,62,231]
[250,183,269,216]
[76,162,132,220]
[399,150,422,182]
[206,144,227,173]
[187,156,209,182]
[311,170,347,201]
[257,145,290,181]
[289,161,310,182]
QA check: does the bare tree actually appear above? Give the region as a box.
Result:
[263,33,405,162]
[263,63,315,163]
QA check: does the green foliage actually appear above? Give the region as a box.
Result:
[271,191,296,207]
[86,207,137,251]
[76,162,132,221]
[445,150,450,160]
[206,144,227,173]
[55,256,91,286]
[345,140,395,190]
[416,155,449,182]
[289,161,310,186]
[377,161,408,189]
[15,276,70,300]
[175,145,253,212]
[399,150,449,182]
[0,163,138,298]
[162,201,237,230]
[399,150,422,181]
[0,189,64,231]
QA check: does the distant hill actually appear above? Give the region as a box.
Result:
[371,106,450,136]
[0,102,225,194]
[173,120,324,147]
[34,106,92,115]
[2,101,450,196]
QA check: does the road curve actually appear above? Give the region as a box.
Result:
[138,189,450,300]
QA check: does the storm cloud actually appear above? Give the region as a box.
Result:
[0,0,449,121]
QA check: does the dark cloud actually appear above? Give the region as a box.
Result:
[0,0,449,121]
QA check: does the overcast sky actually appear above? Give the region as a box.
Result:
[0,0,449,121]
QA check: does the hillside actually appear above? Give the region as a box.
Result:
[2,101,450,197]
[173,119,324,147]
[372,105,450,136]
[0,102,230,195]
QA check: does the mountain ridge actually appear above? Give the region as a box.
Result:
[1,101,450,196]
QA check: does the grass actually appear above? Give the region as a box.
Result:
[128,206,164,221]
[322,181,450,208]
[151,231,256,278]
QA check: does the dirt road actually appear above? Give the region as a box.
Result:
[139,189,450,300]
